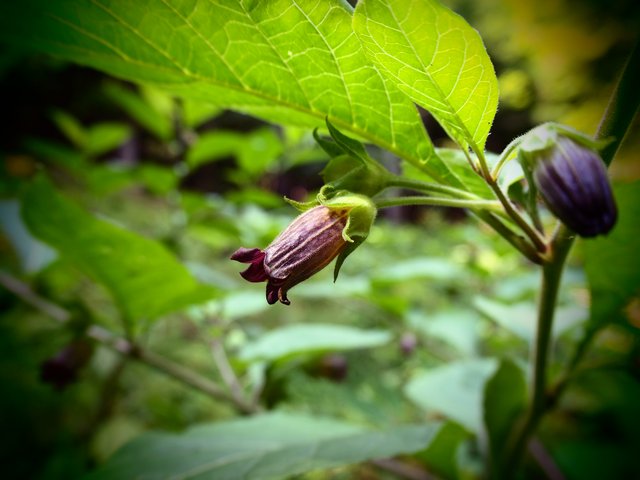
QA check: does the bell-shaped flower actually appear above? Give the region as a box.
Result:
[231,194,376,305]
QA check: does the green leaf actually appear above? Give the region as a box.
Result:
[50,109,87,149]
[21,177,217,329]
[353,0,499,152]
[102,82,173,140]
[405,359,498,432]
[238,324,391,363]
[86,412,440,480]
[0,0,446,179]
[483,359,527,471]
[474,296,588,342]
[84,122,132,157]
[416,421,469,480]
[584,182,640,325]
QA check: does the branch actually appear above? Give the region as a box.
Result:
[0,271,258,415]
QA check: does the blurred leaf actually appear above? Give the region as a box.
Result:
[210,291,272,322]
[416,421,469,480]
[373,257,465,283]
[239,324,392,363]
[474,296,588,341]
[353,0,498,152]
[86,412,440,480]
[187,131,241,168]
[135,164,178,195]
[483,359,527,471]
[182,99,222,128]
[407,309,479,356]
[102,82,173,140]
[405,359,498,432]
[585,182,640,325]
[0,0,455,181]
[84,122,132,157]
[0,200,56,273]
[50,109,87,149]
[20,177,217,329]
[23,137,86,171]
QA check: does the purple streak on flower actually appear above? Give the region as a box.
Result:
[534,137,617,237]
[231,206,349,305]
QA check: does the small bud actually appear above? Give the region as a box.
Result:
[40,339,93,390]
[532,136,617,237]
[231,194,376,305]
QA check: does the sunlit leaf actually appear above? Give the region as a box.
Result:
[21,177,217,329]
[353,0,499,152]
[239,324,392,363]
[86,412,440,480]
[405,359,498,432]
[0,0,453,180]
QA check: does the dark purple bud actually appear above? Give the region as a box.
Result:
[231,206,349,305]
[40,339,93,390]
[400,332,418,356]
[533,136,617,237]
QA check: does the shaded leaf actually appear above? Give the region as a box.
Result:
[416,421,469,479]
[21,177,216,329]
[483,359,527,472]
[405,359,498,432]
[86,412,440,480]
[239,324,391,363]
[584,182,640,325]
[353,0,498,152]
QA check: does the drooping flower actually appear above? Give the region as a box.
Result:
[532,136,617,237]
[517,124,617,238]
[231,194,376,305]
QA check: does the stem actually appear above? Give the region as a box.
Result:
[0,272,258,415]
[375,195,503,211]
[386,177,481,200]
[597,40,640,166]
[499,226,574,478]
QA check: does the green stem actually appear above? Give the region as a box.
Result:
[498,226,574,478]
[375,195,502,211]
[597,40,640,166]
[386,176,481,200]
[499,39,640,477]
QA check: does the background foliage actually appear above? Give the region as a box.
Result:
[1,0,639,479]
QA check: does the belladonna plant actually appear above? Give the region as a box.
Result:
[515,123,618,238]
[231,193,376,305]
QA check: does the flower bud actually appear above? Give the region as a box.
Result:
[40,339,93,390]
[231,195,376,305]
[532,136,617,237]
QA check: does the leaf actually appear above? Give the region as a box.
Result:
[483,359,527,471]
[86,412,440,480]
[416,421,469,480]
[405,359,498,432]
[239,324,391,363]
[584,182,640,326]
[102,82,173,140]
[21,177,217,329]
[373,257,465,283]
[84,122,132,157]
[353,0,499,152]
[406,308,479,356]
[474,296,588,342]
[0,0,451,180]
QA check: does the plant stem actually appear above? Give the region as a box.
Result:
[386,176,481,199]
[375,195,503,211]
[0,272,258,415]
[499,226,574,477]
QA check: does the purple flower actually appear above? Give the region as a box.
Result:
[533,136,617,237]
[231,205,350,305]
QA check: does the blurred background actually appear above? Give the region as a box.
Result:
[1,0,639,479]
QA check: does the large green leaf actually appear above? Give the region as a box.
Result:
[353,0,498,152]
[483,359,527,472]
[85,412,440,480]
[0,0,454,179]
[405,359,498,433]
[21,177,217,328]
[239,323,391,363]
[584,182,640,326]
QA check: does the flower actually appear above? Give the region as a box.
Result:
[231,205,350,305]
[532,136,617,237]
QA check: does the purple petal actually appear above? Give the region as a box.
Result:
[240,261,269,282]
[230,247,265,263]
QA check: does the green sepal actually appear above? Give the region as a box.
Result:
[320,192,377,280]
[284,196,317,212]
[313,128,345,158]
